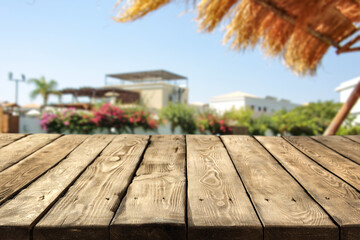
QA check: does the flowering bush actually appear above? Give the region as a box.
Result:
[123,108,158,133]
[91,103,127,133]
[197,113,232,135]
[40,112,63,133]
[41,108,97,134]
[40,103,158,134]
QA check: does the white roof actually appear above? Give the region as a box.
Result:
[26,109,41,116]
[190,102,207,106]
[335,76,360,92]
[211,91,259,100]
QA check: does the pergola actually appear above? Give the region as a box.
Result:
[105,70,188,87]
[58,87,140,104]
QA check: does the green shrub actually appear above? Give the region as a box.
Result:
[272,101,341,135]
[160,103,197,134]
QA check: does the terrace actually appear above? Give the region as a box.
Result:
[0,134,359,240]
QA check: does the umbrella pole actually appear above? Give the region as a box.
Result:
[324,80,360,135]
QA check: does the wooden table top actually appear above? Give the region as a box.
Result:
[0,134,359,240]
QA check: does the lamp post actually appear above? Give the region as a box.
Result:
[8,72,26,105]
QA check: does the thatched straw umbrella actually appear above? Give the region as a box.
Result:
[114,0,360,76]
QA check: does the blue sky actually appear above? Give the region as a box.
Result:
[0,0,359,106]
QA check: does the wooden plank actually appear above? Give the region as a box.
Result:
[0,133,60,172]
[0,135,114,240]
[222,136,338,240]
[312,135,360,165]
[110,135,186,240]
[285,136,360,192]
[0,135,86,206]
[186,135,262,240]
[345,135,360,144]
[34,135,149,240]
[256,136,360,240]
[0,133,26,149]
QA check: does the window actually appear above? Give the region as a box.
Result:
[258,106,261,111]
[264,107,267,112]
[250,105,254,110]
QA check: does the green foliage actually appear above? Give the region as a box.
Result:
[28,76,58,106]
[223,108,276,135]
[223,107,252,128]
[251,115,278,135]
[272,101,341,135]
[160,103,197,134]
[221,101,342,136]
[336,115,360,135]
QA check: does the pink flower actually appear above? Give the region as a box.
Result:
[64,121,70,126]
[129,117,134,123]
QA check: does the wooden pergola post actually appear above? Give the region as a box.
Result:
[324,80,360,135]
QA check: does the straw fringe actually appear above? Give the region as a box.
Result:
[114,0,360,75]
[114,0,171,22]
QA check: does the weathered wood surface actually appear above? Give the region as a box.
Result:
[111,135,186,240]
[34,135,149,240]
[312,135,360,165]
[0,135,86,206]
[0,133,26,149]
[222,136,338,240]
[285,136,360,192]
[0,135,114,240]
[256,136,360,240]
[0,133,359,240]
[186,135,262,240]
[345,135,360,144]
[0,134,60,172]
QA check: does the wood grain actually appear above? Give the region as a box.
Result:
[345,135,360,144]
[256,136,360,240]
[0,133,26,149]
[0,135,86,206]
[186,135,262,240]
[222,136,338,240]
[0,135,114,240]
[285,136,360,192]
[312,135,360,165]
[110,135,186,240]
[0,134,60,172]
[33,135,149,240]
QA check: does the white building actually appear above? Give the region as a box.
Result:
[335,76,360,124]
[210,91,298,116]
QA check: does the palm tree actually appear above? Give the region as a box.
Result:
[28,76,58,107]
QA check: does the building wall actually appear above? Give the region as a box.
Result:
[140,88,164,109]
[210,95,298,115]
[336,77,360,124]
[114,82,188,109]
[245,97,298,117]
[209,98,246,114]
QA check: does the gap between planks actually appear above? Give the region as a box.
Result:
[110,135,186,240]
[222,136,337,240]
[33,135,150,240]
[0,135,115,240]
[256,136,360,240]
